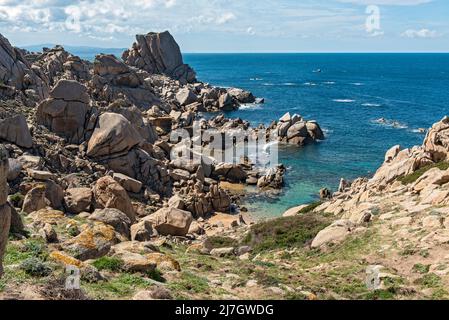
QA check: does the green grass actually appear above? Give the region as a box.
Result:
[92,257,124,272]
[297,201,323,214]
[398,162,449,185]
[4,239,48,265]
[207,236,239,249]
[412,263,430,274]
[414,273,442,288]
[84,273,153,299]
[168,271,210,294]
[243,213,331,254]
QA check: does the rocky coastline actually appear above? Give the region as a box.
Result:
[0,31,329,299]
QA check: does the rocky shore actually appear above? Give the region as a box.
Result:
[0,31,328,299]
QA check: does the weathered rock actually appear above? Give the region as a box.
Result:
[87,113,143,158]
[89,208,132,238]
[227,88,255,104]
[27,169,56,181]
[114,251,157,273]
[113,173,142,193]
[36,79,90,144]
[92,176,136,222]
[282,205,308,217]
[105,99,158,144]
[62,222,119,261]
[91,55,160,109]
[311,220,354,248]
[0,146,10,277]
[8,205,24,234]
[209,184,231,213]
[144,207,193,236]
[0,113,33,148]
[257,166,285,189]
[0,33,49,102]
[39,223,58,243]
[122,31,196,84]
[130,220,153,242]
[424,116,449,162]
[210,247,235,257]
[22,185,47,214]
[213,163,247,183]
[7,158,22,181]
[218,93,235,111]
[176,88,197,106]
[64,188,93,214]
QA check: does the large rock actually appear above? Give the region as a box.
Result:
[311,220,354,248]
[89,208,132,238]
[213,163,247,183]
[0,33,49,101]
[0,146,10,277]
[91,54,160,109]
[105,99,158,144]
[176,88,197,106]
[22,185,47,214]
[64,187,93,214]
[0,113,33,148]
[36,79,90,144]
[93,176,136,222]
[87,113,143,158]
[122,31,196,84]
[424,116,449,162]
[62,222,119,261]
[144,207,193,236]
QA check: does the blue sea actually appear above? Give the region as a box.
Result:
[183,53,449,218]
[71,49,449,218]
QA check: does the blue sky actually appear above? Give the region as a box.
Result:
[0,0,448,52]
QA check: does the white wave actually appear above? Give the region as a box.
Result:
[239,104,263,111]
[372,118,408,129]
[283,82,297,86]
[250,78,263,81]
[351,83,364,86]
[362,103,382,107]
[333,99,355,103]
[263,83,275,86]
[304,82,317,86]
[323,81,335,85]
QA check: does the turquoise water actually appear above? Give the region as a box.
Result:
[184,53,449,218]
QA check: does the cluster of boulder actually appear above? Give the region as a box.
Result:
[272,112,325,145]
[284,116,449,250]
[0,29,328,282]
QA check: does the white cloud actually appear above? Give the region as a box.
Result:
[338,0,432,5]
[401,28,438,38]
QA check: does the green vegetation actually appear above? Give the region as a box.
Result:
[243,213,331,253]
[9,193,24,207]
[168,271,210,294]
[207,236,238,249]
[85,273,153,298]
[412,263,430,274]
[92,257,124,272]
[297,201,323,214]
[414,273,442,288]
[19,257,52,277]
[398,162,449,185]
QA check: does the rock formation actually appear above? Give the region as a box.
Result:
[36,79,91,144]
[122,31,196,84]
[274,112,325,145]
[0,33,49,103]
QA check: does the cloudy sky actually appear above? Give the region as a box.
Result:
[0,0,448,52]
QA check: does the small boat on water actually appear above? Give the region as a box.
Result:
[313,69,322,73]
